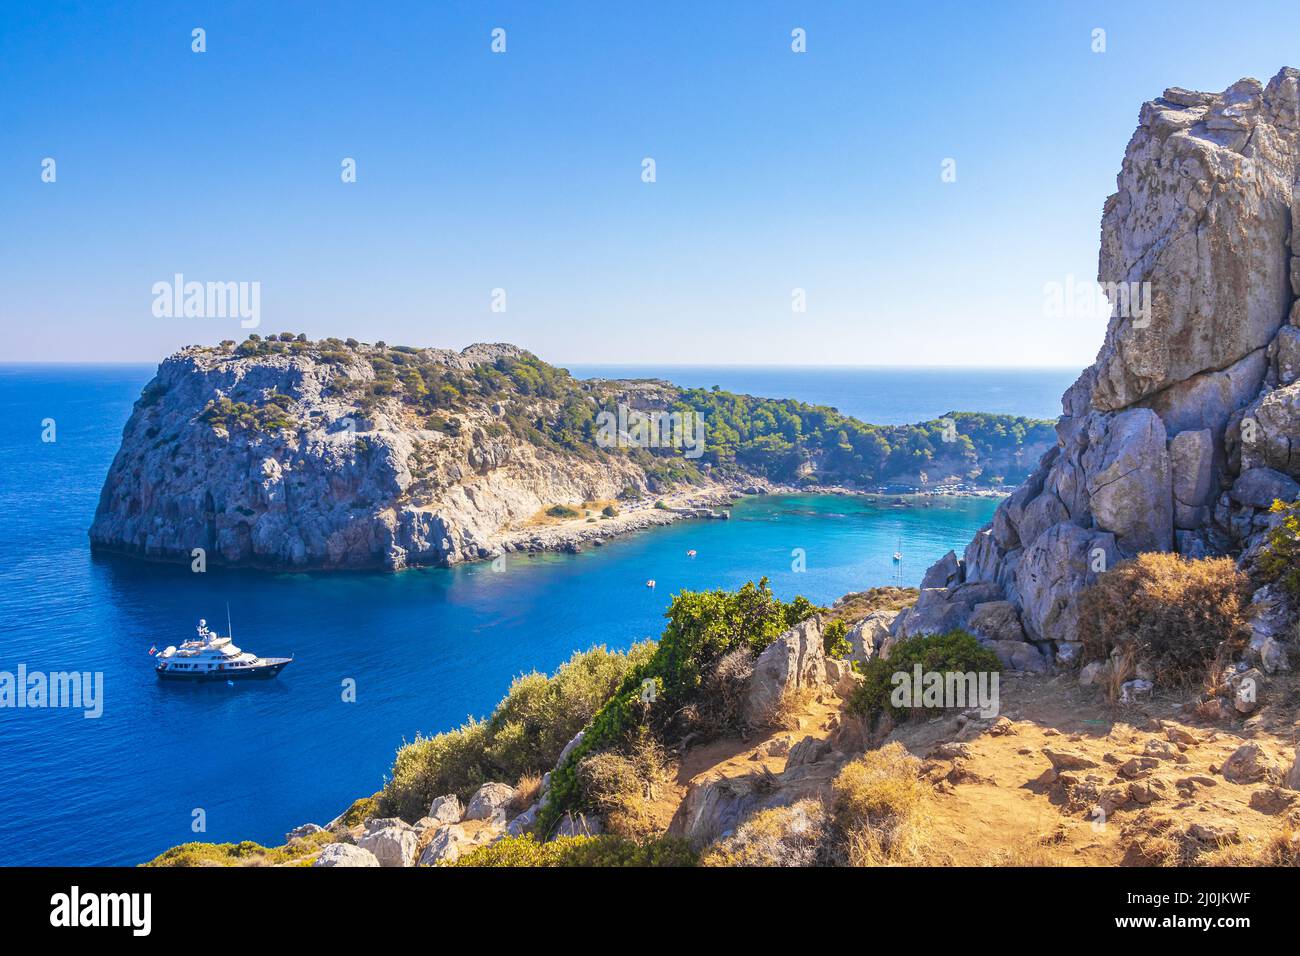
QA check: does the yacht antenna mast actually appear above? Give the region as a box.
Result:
[227,602,233,640]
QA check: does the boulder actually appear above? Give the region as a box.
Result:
[822,658,862,697]
[920,550,962,590]
[285,822,325,842]
[1240,383,1300,477]
[554,731,585,770]
[1081,409,1173,556]
[506,803,540,837]
[786,735,834,767]
[1043,749,1099,772]
[1286,746,1300,791]
[1079,660,1108,687]
[357,824,418,867]
[313,843,380,868]
[1274,326,1300,385]
[419,824,469,865]
[427,794,463,825]
[1014,523,1117,643]
[675,758,843,848]
[1229,467,1300,509]
[966,600,1027,643]
[988,640,1049,674]
[464,782,515,822]
[848,610,897,664]
[1220,743,1280,784]
[554,812,603,838]
[1121,678,1153,703]
[1169,428,1216,528]
[744,617,828,728]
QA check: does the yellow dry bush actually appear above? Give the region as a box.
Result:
[701,800,827,867]
[831,742,930,865]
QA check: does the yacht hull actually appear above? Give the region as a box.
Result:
[155,659,292,681]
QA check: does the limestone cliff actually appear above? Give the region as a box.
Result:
[89,342,660,570]
[901,68,1300,666]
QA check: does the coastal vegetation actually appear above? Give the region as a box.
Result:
[1260,498,1300,599]
[379,643,655,820]
[451,833,696,867]
[145,830,334,867]
[538,579,820,832]
[1076,554,1250,690]
[218,334,1052,489]
[846,630,1001,721]
[198,393,296,434]
[825,586,920,626]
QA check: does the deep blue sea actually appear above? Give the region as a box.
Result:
[0,364,1065,866]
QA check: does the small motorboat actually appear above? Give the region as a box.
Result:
[686,550,697,558]
[646,579,656,588]
[154,618,292,682]
[892,537,903,562]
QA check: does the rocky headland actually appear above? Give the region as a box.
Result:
[89,340,1049,571]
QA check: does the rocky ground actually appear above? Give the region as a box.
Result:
[246,611,1300,868]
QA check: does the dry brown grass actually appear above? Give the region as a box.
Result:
[826,587,919,626]
[1078,553,1249,689]
[575,735,671,840]
[1201,825,1300,866]
[523,499,620,527]
[832,742,931,865]
[700,800,828,867]
[769,686,817,731]
[510,774,542,814]
[1102,645,1136,704]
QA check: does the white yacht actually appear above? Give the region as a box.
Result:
[154,619,292,681]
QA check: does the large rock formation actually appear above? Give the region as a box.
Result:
[88,342,663,570]
[899,69,1300,661]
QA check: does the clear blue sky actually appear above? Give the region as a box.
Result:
[2,0,1296,366]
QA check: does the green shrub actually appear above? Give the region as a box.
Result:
[378,643,654,821]
[1260,498,1300,600]
[1077,552,1249,688]
[546,505,580,519]
[602,504,619,517]
[198,395,296,434]
[823,619,851,658]
[846,629,1000,721]
[451,834,696,867]
[337,794,379,829]
[143,830,334,867]
[539,579,818,832]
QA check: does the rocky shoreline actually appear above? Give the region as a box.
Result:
[489,481,1010,562]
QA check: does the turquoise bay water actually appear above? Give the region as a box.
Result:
[0,365,1004,865]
